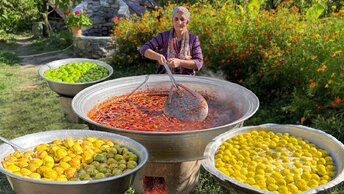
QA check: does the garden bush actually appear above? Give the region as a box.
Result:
[111,1,343,142]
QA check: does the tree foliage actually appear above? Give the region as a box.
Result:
[0,0,82,33]
[0,0,38,32]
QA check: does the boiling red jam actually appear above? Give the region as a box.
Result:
[88,91,237,132]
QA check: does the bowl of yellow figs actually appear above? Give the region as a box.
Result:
[0,130,148,194]
[202,124,344,194]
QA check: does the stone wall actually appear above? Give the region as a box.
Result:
[83,0,129,36]
[73,36,115,59]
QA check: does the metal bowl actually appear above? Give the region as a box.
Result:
[202,124,344,194]
[0,129,148,194]
[72,75,259,162]
[38,58,114,97]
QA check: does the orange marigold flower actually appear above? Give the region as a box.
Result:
[317,65,327,72]
[301,117,305,124]
[331,97,342,108]
[331,50,342,57]
[309,79,316,89]
[290,5,299,13]
[334,97,342,104]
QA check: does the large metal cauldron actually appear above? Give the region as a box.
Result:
[72,75,259,162]
[72,75,259,193]
[0,130,148,194]
[202,124,344,194]
[38,58,114,97]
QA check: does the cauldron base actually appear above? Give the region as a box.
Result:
[133,160,201,194]
[59,96,83,123]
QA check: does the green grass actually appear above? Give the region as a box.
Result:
[0,33,343,194]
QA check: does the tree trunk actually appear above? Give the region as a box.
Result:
[42,0,49,37]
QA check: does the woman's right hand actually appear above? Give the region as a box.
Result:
[156,54,167,65]
[144,49,167,65]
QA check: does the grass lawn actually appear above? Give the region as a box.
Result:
[0,34,343,194]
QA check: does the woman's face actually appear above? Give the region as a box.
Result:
[172,12,188,33]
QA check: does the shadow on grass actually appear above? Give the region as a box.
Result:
[0,52,20,66]
[0,173,14,194]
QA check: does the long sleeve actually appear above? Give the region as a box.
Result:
[139,31,169,57]
[190,35,203,70]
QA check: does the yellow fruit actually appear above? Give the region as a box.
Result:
[16,159,29,168]
[29,173,41,179]
[54,149,68,161]
[56,176,68,181]
[266,177,276,184]
[267,183,279,191]
[285,174,294,183]
[12,151,23,159]
[43,169,58,179]
[20,168,32,176]
[35,144,49,152]
[287,183,299,193]
[278,185,289,194]
[301,172,312,181]
[59,161,71,170]
[245,177,256,185]
[53,167,64,175]
[6,164,20,173]
[241,167,248,175]
[63,138,75,148]
[65,168,77,179]
[308,179,319,188]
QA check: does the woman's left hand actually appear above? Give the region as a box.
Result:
[167,58,182,68]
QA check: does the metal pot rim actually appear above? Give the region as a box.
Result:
[72,75,260,135]
[38,58,114,86]
[0,129,148,185]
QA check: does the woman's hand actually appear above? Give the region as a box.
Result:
[156,54,167,65]
[167,58,182,68]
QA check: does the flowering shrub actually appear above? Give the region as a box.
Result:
[111,2,343,138]
[64,10,92,28]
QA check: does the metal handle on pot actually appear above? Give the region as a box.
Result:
[162,63,180,90]
[0,135,26,151]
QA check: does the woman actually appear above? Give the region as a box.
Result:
[139,6,203,75]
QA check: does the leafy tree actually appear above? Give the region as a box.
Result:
[0,0,38,32]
